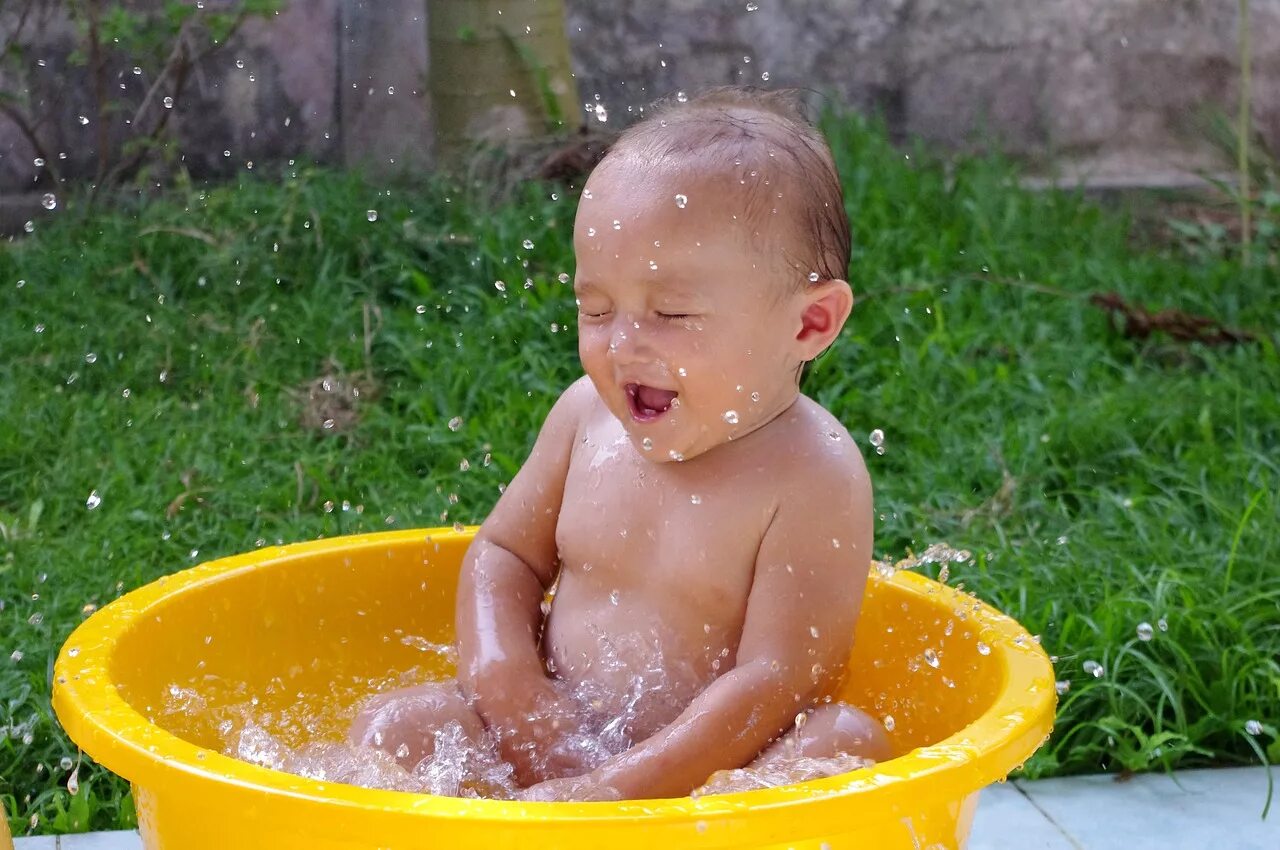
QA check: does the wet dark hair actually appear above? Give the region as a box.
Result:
[603,86,851,290]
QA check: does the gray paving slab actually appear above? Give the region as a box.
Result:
[11,837,58,850]
[968,781,1076,850]
[58,832,142,850]
[13,833,141,850]
[1019,766,1276,850]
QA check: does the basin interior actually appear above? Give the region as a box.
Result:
[104,534,1006,765]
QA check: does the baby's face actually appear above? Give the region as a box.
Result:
[573,156,808,463]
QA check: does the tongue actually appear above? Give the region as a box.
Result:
[636,385,677,412]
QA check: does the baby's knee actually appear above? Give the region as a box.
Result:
[348,680,485,765]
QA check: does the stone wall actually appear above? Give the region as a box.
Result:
[1,0,1276,194]
[565,0,1280,184]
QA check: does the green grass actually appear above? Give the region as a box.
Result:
[2,114,1278,835]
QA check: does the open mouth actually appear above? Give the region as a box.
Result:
[625,382,678,423]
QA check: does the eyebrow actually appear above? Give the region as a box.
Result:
[574,278,703,298]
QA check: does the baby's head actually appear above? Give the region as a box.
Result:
[573,86,853,462]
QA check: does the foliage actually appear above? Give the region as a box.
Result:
[0,0,282,193]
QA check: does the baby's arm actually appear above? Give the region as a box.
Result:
[558,458,873,800]
[455,376,593,785]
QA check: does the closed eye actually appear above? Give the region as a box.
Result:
[657,312,694,321]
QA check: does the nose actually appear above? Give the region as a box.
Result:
[607,315,650,365]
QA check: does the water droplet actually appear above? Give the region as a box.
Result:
[494,280,506,292]
[595,104,609,122]
[869,428,884,447]
[1083,660,1104,678]
[609,589,620,605]
[522,239,534,250]
[67,647,79,658]
[34,324,44,334]
[674,193,688,208]
[690,494,702,505]
[459,458,470,471]
[809,626,819,638]
[86,490,102,510]
[23,220,34,233]
[676,91,688,103]
[760,71,770,81]
[41,193,56,210]
[366,210,378,222]
[1157,617,1168,632]
[235,58,245,69]
[1136,622,1154,641]
[1245,719,1263,736]
[9,650,22,662]
[1055,680,1071,695]
[163,96,174,109]
[923,648,940,668]
[641,437,653,451]
[78,115,89,125]
[723,410,739,424]
[612,219,622,230]
[448,416,463,431]
[668,450,684,461]
[557,272,570,284]
[976,641,990,656]
[33,157,44,167]
[750,391,760,402]
[387,85,396,95]
[883,714,895,731]
[67,764,80,795]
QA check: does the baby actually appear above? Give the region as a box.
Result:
[349,86,891,801]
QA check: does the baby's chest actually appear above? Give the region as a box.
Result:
[555,440,773,600]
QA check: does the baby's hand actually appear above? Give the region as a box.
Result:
[479,676,597,785]
[519,774,622,803]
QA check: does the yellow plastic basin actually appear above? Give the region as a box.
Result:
[53,528,1054,849]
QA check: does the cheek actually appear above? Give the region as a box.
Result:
[577,324,608,362]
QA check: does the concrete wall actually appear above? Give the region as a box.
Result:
[1,0,1276,193]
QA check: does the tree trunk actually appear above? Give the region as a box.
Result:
[428,0,580,160]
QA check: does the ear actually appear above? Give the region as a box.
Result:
[794,279,854,361]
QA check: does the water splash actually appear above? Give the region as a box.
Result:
[695,753,872,795]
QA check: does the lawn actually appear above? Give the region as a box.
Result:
[1,114,1277,836]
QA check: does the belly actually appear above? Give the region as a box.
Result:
[541,578,737,742]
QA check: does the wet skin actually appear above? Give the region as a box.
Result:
[350,148,890,801]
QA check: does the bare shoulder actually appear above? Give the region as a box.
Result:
[558,374,598,412]
[544,375,597,437]
[760,394,873,505]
